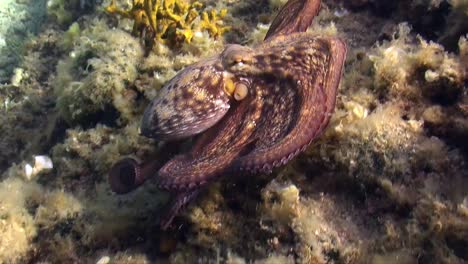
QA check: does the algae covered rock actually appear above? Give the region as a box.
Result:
[0,0,47,82]
[47,0,99,26]
[54,22,144,126]
[369,23,465,103]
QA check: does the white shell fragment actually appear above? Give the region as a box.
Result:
[10,68,24,86]
[96,256,110,264]
[24,163,33,178]
[24,155,53,180]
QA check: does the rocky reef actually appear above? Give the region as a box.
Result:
[0,0,466,263]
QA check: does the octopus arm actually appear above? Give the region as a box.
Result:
[155,95,262,191]
[264,0,321,41]
[233,37,347,173]
[160,189,200,230]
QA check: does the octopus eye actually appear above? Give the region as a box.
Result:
[234,82,248,101]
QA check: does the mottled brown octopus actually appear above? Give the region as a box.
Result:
[109,0,347,229]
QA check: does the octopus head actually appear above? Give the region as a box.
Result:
[140,48,254,141]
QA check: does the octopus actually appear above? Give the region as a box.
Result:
[109,0,347,229]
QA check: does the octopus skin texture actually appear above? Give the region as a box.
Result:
[109,0,347,229]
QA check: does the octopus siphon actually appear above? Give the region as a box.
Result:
[109,0,347,229]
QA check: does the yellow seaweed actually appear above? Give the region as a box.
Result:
[105,0,229,49]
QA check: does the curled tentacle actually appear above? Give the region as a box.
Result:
[109,157,160,194]
[109,142,183,194]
